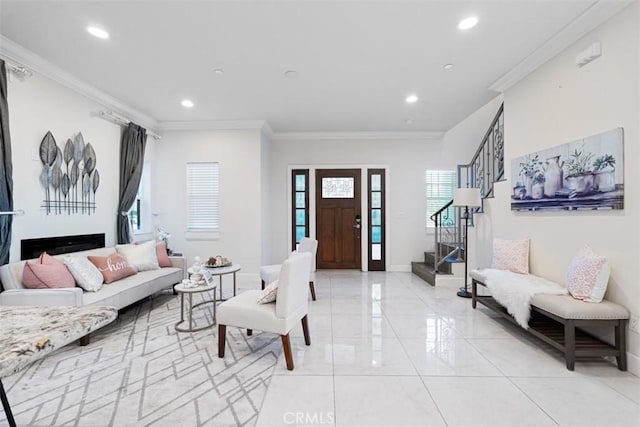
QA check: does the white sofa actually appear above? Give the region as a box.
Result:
[0,247,186,310]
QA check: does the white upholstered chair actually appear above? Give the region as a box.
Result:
[260,237,318,300]
[218,252,312,370]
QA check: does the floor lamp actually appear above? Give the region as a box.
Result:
[452,187,482,298]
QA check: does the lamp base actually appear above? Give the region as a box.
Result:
[457,289,472,298]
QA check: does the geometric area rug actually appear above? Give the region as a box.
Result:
[1,292,281,427]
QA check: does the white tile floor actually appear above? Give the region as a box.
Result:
[254,271,640,427]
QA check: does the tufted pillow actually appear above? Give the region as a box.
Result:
[156,241,172,268]
[491,238,530,274]
[257,280,279,304]
[566,247,610,303]
[64,256,104,292]
[116,240,159,271]
[22,252,75,289]
[88,253,137,284]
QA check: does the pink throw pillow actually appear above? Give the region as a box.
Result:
[566,247,610,303]
[22,256,75,289]
[39,252,64,265]
[156,241,172,268]
[88,253,137,284]
[491,238,530,274]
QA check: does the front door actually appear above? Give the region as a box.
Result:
[316,169,361,269]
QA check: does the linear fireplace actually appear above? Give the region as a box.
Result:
[21,233,106,260]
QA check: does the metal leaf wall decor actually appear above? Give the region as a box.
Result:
[39,131,100,215]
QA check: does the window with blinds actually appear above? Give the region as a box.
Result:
[426,170,456,228]
[186,162,220,231]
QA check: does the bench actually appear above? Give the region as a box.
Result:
[471,275,629,371]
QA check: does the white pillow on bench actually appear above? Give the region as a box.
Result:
[565,246,610,303]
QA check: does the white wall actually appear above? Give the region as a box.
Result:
[153,129,263,276]
[260,130,271,265]
[266,137,443,270]
[6,72,122,261]
[473,4,639,373]
[440,95,504,170]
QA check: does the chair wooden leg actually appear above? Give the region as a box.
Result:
[261,280,265,290]
[309,281,316,301]
[281,333,294,370]
[79,334,90,346]
[301,315,311,346]
[247,329,253,336]
[218,325,226,358]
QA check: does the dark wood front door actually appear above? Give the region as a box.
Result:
[316,169,361,269]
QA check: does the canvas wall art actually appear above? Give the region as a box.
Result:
[511,128,623,211]
[39,131,100,215]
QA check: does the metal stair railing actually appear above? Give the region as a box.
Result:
[431,103,504,272]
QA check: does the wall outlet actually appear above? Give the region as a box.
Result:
[629,315,640,334]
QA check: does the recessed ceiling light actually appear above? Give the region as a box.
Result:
[213,68,224,75]
[405,94,418,104]
[458,16,478,30]
[443,63,454,70]
[284,70,298,78]
[87,26,109,39]
[181,99,194,108]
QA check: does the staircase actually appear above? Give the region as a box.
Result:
[412,103,504,286]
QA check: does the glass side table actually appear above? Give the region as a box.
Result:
[174,281,217,332]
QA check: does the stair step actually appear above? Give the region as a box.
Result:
[411,261,452,286]
[423,252,452,274]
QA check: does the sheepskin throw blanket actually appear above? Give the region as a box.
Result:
[471,268,567,328]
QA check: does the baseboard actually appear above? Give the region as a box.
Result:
[626,351,639,376]
[387,265,411,272]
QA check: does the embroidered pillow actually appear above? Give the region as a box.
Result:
[156,241,172,268]
[491,238,530,274]
[116,240,159,271]
[64,256,104,292]
[22,254,75,289]
[566,247,610,303]
[257,280,279,304]
[88,253,137,284]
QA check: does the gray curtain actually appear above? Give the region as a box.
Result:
[116,122,146,244]
[0,60,13,266]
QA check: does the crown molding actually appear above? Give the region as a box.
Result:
[0,35,159,132]
[158,120,272,132]
[489,0,633,93]
[271,131,444,141]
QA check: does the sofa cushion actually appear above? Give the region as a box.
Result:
[88,253,137,284]
[64,256,104,292]
[531,294,629,320]
[156,241,172,267]
[22,257,75,289]
[116,240,159,271]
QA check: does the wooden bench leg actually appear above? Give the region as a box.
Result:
[247,329,253,336]
[564,320,575,371]
[471,279,477,309]
[615,319,627,371]
[261,280,265,290]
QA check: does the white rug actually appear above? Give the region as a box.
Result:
[1,292,281,427]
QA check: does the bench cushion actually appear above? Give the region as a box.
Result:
[531,294,629,320]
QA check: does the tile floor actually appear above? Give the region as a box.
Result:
[254,271,640,427]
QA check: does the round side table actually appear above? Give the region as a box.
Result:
[203,264,241,301]
[174,282,217,332]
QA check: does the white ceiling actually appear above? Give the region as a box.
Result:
[0,1,630,133]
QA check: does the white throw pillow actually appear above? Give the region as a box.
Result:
[257,280,279,304]
[64,256,104,292]
[566,246,610,303]
[491,238,530,274]
[116,240,159,271]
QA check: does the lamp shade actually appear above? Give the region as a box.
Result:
[453,187,482,207]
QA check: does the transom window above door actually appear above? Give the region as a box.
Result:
[321,177,354,198]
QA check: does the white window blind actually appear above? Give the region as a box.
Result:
[426,170,456,228]
[187,162,220,230]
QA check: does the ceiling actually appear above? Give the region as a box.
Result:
[0,1,629,134]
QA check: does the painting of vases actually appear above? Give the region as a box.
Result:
[39,131,100,215]
[511,128,623,212]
